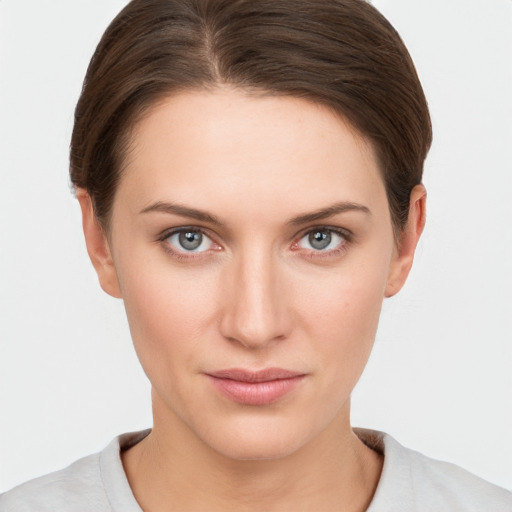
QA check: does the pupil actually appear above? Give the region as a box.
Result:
[179,231,202,250]
[309,230,331,250]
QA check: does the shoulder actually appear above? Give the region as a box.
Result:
[0,452,108,512]
[401,441,512,511]
[0,430,149,512]
[356,428,512,512]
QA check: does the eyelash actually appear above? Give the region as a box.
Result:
[157,227,220,260]
[156,226,353,260]
[292,226,352,259]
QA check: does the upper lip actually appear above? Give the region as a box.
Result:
[206,368,305,383]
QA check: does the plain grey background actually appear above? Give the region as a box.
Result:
[1,0,511,492]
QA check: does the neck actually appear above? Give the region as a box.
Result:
[122,394,382,512]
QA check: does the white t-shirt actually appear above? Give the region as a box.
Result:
[1,429,511,511]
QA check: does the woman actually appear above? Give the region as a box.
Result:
[1,0,510,510]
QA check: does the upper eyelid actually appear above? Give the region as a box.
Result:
[158,225,214,240]
[295,225,352,241]
[158,224,350,236]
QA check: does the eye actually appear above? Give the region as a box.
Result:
[296,228,347,252]
[165,229,215,253]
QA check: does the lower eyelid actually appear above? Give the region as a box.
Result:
[299,243,348,261]
[161,242,214,260]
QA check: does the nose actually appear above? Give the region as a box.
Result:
[219,248,293,349]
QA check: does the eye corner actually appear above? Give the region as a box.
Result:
[289,240,301,252]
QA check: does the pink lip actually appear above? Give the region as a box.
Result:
[205,368,306,405]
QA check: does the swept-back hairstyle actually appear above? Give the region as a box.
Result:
[70,0,432,233]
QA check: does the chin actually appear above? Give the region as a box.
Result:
[197,414,318,462]
[213,436,303,462]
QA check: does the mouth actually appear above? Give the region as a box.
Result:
[205,368,306,406]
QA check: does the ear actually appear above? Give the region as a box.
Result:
[76,189,122,299]
[385,184,426,298]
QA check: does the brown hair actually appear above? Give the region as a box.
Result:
[70,0,432,233]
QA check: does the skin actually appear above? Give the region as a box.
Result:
[78,88,425,511]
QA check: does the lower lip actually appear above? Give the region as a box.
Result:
[206,375,305,405]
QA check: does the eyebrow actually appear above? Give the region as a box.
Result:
[139,201,224,226]
[288,201,371,225]
[139,200,370,226]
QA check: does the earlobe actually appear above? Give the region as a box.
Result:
[76,189,122,299]
[385,184,426,298]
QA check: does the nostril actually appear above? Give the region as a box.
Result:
[221,315,290,349]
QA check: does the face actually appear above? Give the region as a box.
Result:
[88,89,414,460]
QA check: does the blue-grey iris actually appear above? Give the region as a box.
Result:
[309,230,331,250]
[179,231,202,250]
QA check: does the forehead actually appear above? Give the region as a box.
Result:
[117,88,388,222]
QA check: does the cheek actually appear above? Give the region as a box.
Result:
[299,256,389,330]
[293,255,391,378]
[116,253,221,379]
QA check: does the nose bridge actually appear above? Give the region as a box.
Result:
[220,243,290,348]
